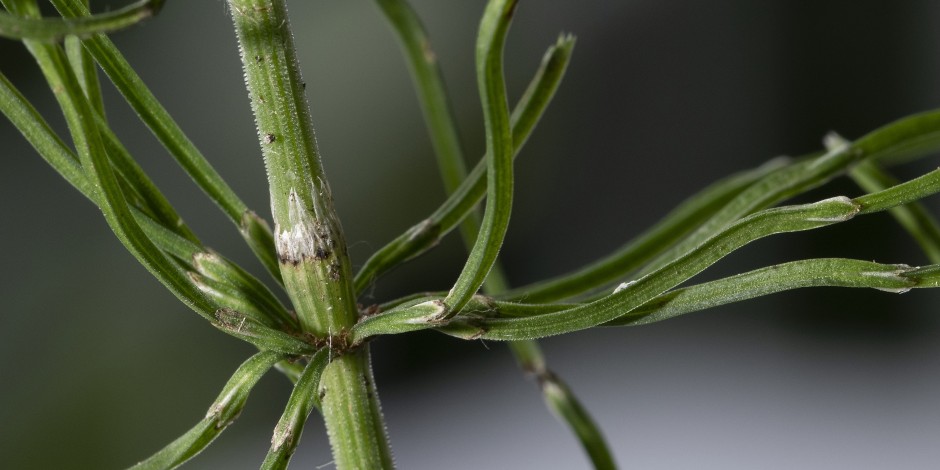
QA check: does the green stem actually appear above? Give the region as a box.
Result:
[227,0,392,467]
[229,0,352,334]
[318,347,393,469]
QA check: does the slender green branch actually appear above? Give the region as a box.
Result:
[0,0,164,41]
[10,0,214,322]
[447,160,940,339]
[136,214,203,260]
[262,349,329,469]
[0,68,190,240]
[373,0,497,275]
[501,156,790,302]
[855,166,940,215]
[352,297,448,340]
[0,69,285,323]
[120,222,306,349]
[380,14,611,459]
[399,258,924,328]
[50,0,283,284]
[1,67,308,355]
[374,0,500,288]
[357,196,861,340]
[633,110,940,280]
[4,47,309,376]
[192,250,297,330]
[507,340,616,469]
[353,151,940,341]
[452,198,861,340]
[905,264,940,286]
[0,70,89,194]
[850,161,940,263]
[4,43,301,352]
[374,3,612,464]
[63,0,104,117]
[440,0,517,317]
[129,350,284,470]
[353,33,574,294]
[357,259,929,333]
[603,258,917,327]
[97,112,200,243]
[374,0,467,195]
[856,111,940,163]
[215,307,318,353]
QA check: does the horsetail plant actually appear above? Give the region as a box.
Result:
[3,0,940,468]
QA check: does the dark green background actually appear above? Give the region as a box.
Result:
[2,1,939,468]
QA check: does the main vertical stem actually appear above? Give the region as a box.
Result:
[227,1,393,467]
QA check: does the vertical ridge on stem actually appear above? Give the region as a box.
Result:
[227,1,394,467]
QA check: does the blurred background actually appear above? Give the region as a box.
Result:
[2,0,940,468]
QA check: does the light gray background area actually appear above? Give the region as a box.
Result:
[2,1,940,468]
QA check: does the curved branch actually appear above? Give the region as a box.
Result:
[0,0,164,41]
